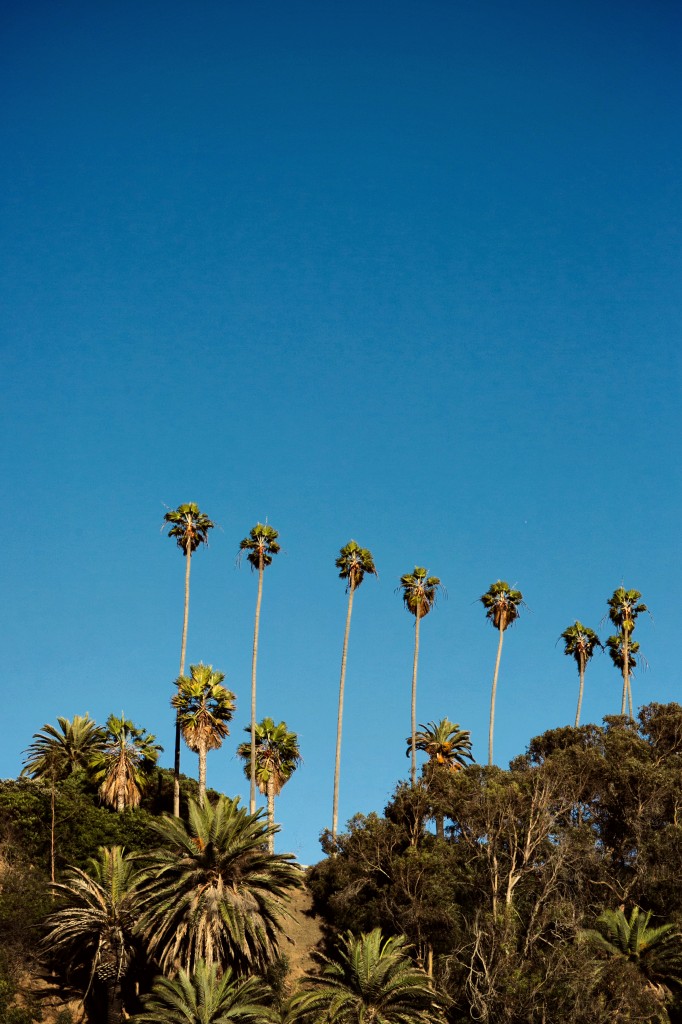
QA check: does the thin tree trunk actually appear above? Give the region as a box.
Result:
[267,776,275,854]
[621,630,629,717]
[410,612,421,786]
[332,583,355,840]
[174,546,192,817]
[575,656,585,728]
[488,627,505,766]
[435,812,445,840]
[250,558,264,815]
[50,777,56,884]
[198,741,206,807]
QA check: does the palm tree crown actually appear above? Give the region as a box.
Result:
[164,503,215,556]
[304,927,446,1024]
[135,796,302,976]
[607,587,648,633]
[480,580,523,631]
[134,960,272,1024]
[21,714,106,780]
[172,663,235,805]
[237,718,301,853]
[582,906,682,995]
[399,567,443,620]
[239,522,281,569]
[90,715,161,813]
[408,719,474,770]
[336,540,378,592]
[560,621,603,727]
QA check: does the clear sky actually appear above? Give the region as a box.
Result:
[2,0,680,865]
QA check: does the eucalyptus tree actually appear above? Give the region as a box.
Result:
[90,714,161,813]
[399,568,444,786]
[303,928,446,1024]
[332,540,377,840]
[480,580,523,766]
[135,796,302,976]
[172,662,235,806]
[42,846,139,1024]
[239,522,281,815]
[607,587,647,719]
[164,502,215,815]
[133,960,272,1024]
[22,715,106,880]
[560,622,603,727]
[237,718,301,854]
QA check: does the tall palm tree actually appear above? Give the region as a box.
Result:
[399,568,444,786]
[559,622,603,727]
[172,663,236,806]
[407,719,473,838]
[239,522,281,815]
[237,718,301,854]
[90,714,161,813]
[42,846,139,1024]
[607,587,647,718]
[480,580,523,766]
[22,715,106,880]
[581,906,682,1015]
[134,796,302,976]
[303,928,446,1024]
[606,633,641,719]
[133,960,272,1024]
[164,502,215,816]
[332,540,377,841]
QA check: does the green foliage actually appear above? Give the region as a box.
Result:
[398,567,443,619]
[336,541,378,592]
[239,522,281,570]
[132,960,272,1024]
[237,719,301,797]
[163,503,215,555]
[480,580,523,631]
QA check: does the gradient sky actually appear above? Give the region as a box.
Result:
[2,0,680,865]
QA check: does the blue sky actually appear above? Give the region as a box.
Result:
[1,0,680,865]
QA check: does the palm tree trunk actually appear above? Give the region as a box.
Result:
[332,583,355,840]
[50,777,56,884]
[575,656,585,728]
[174,546,192,817]
[267,776,275,854]
[621,631,629,717]
[250,558,264,815]
[410,612,421,786]
[198,741,207,807]
[488,627,505,766]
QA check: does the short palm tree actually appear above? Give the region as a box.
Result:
[606,633,641,718]
[237,718,301,854]
[607,587,647,718]
[581,906,682,1014]
[407,719,473,838]
[132,960,272,1024]
[42,846,139,1024]
[22,715,106,880]
[239,522,281,815]
[559,621,603,727]
[172,663,236,806]
[480,580,523,766]
[135,796,302,976]
[164,502,215,815]
[90,714,161,813]
[303,927,446,1024]
[399,568,444,786]
[333,540,377,841]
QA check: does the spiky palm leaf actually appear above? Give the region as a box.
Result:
[303,928,446,1024]
[132,959,272,1024]
[134,796,302,976]
[582,907,682,1002]
[90,715,161,813]
[22,714,106,780]
[407,719,474,770]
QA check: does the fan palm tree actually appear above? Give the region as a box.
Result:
[237,718,301,854]
[172,663,236,806]
[164,502,215,816]
[332,540,377,841]
[559,622,603,727]
[90,714,161,813]
[407,719,473,838]
[132,960,272,1024]
[581,906,682,1015]
[42,846,139,1024]
[399,568,444,786]
[239,522,281,815]
[134,796,302,976]
[480,580,523,766]
[607,634,641,719]
[22,715,106,880]
[303,927,446,1024]
[607,587,648,719]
